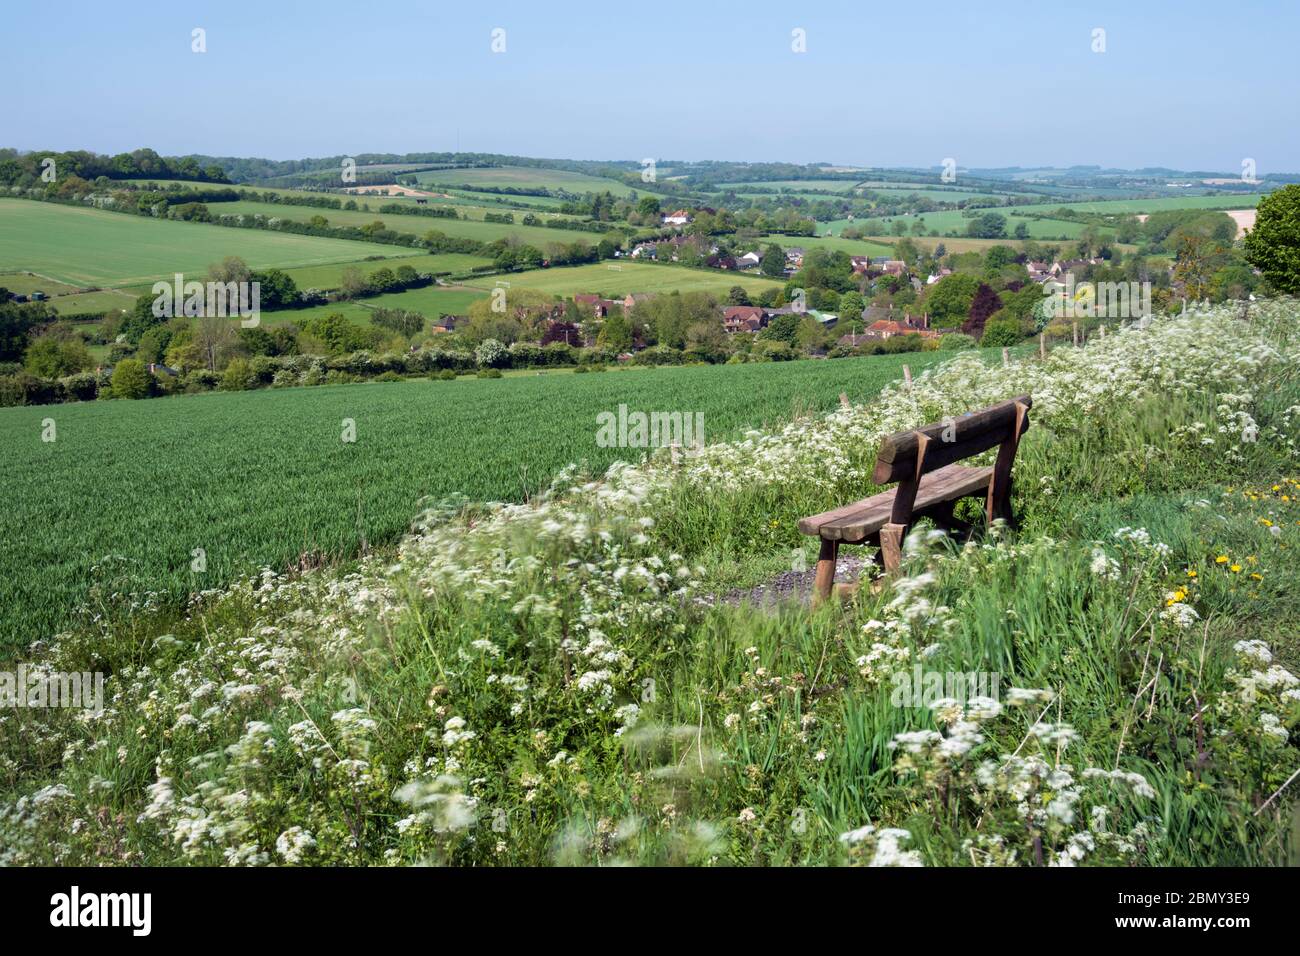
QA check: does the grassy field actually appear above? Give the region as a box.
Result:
[0,351,960,644]
[460,261,785,298]
[204,200,604,251]
[0,273,83,296]
[276,253,494,290]
[1014,194,1267,216]
[50,289,139,315]
[760,234,895,257]
[412,165,646,198]
[867,208,1100,239]
[270,287,487,326]
[0,199,404,288]
[6,304,1296,869]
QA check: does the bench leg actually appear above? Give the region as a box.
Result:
[812,538,838,605]
[880,523,906,573]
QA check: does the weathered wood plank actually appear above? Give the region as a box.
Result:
[872,395,1032,484]
[800,464,993,542]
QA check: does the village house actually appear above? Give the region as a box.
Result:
[623,293,655,313]
[722,305,766,333]
[574,294,620,317]
[735,250,763,270]
[880,260,907,276]
[850,255,872,274]
[661,209,692,226]
[926,267,953,285]
[1026,261,1052,283]
[630,242,657,259]
[855,306,938,341]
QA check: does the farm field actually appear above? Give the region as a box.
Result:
[211,198,588,231]
[204,201,602,250]
[857,235,1140,255]
[761,233,895,257]
[0,350,964,645]
[276,253,495,290]
[460,261,785,297]
[272,286,486,326]
[868,208,1103,239]
[0,272,83,296]
[716,179,862,193]
[0,199,404,287]
[1013,193,1269,216]
[413,165,648,198]
[50,289,138,315]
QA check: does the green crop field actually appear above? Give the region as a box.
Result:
[50,289,139,315]
[273,286,487,326]
[867,208,1101,239]
[210,199,586,232]
[276,252,495,290]
[412,165,646,198]
[759,234,895,257]
[459,261,784,298]
[0,272,84,296]
[0,350,972,645]
[1013,193,1268,216]
[0,199,406,288]
[207,199,608,250]
[716,179,863,193]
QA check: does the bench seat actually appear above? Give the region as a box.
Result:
[798,463,993,543]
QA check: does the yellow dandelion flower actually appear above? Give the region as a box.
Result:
[1249,572,1263,581]
[1230,564,1242,573]
[1216,555,1229,564]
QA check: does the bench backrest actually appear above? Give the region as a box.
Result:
[872,394,1032,485]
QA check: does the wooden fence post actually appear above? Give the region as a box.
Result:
[902,364,912,390]
[1072,321,1079,347]
[1039,333,1046,360]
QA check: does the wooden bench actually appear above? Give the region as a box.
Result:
[798,395,1032,601]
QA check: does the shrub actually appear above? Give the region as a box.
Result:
[541,342,575,366]
[980,318,1025,348]
[110,359,152,399]
[632,346,684,366]
[220,358,257,391]
[59,371,102,402]
[299,364,326,387]
[751,340,798,361]
[475,338,508,368]
[375,370,404,382]
[507,342,543,368]
[0,371,58,407]
[476,368,503,379]
[181,369,218,393]
[432,369,458,381]
[938,332,978,350]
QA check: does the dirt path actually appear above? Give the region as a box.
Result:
[697,554,874,609]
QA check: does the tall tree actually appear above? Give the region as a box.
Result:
[1244,184,1300,294]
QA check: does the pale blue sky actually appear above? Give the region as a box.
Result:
[3,0,1296,171]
